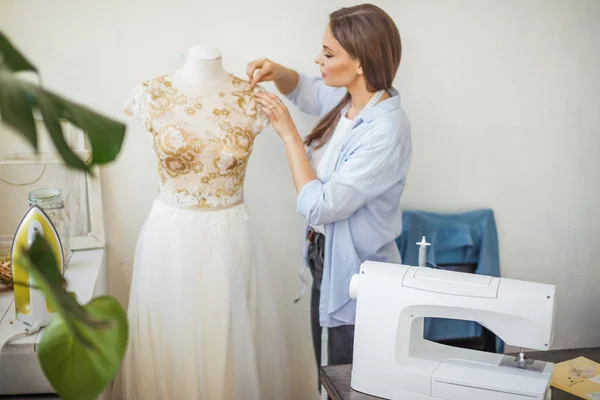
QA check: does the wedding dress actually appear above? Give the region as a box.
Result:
[118,72,289,399]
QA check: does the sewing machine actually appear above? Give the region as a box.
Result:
[348,260,556,400]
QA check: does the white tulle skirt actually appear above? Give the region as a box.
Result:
[117,197,289,400]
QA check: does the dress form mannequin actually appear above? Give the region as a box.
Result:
[174,45,229,86]
[118,42,289,400]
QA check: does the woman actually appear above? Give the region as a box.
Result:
[250,3,411,374]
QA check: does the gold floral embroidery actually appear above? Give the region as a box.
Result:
[156,125,203,155]
[213,154,240,171]
[141,76,188,117]
[126,73,268,208]
[225,126,253,153]
[148,123,205,179]
[138,76,203,119]
[231,90,259,117]
[201,172,218,185]
[161,152,203,177]
[231,77,244,87]
[212,108,231,117]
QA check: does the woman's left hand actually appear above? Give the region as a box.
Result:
[255,92,299,142]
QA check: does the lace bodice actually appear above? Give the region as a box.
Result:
[124,73,269,209]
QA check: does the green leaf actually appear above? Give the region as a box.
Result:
[0,69,37,148]
[28,84,126,166]
[37,296,128,400]
[26,230,67,289]
[0,31,38,73]
[27,84,88,171]
[16,235,112,349]
[0,75,126,172]
[16,234,67,320]
[17,234,128,399]
[0,29,126,172]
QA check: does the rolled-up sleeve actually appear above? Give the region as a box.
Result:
[284,73,342,117]
[297,122,407,226]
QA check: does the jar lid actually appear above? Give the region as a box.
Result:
[29,187,63,205]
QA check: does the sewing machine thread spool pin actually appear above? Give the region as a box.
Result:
[500,354,547,372]
[416,236,430,267]
[517,347,528,368]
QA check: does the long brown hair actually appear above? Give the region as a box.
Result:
[304,4,402,149]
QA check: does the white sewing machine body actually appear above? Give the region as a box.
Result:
[349,261,556,400]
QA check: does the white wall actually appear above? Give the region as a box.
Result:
[1,0,599,397]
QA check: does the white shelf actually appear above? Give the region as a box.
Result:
[0,151,91,165]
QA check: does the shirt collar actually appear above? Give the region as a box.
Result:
[341,87,402,124]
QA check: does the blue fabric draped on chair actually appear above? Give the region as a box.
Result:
[396,208,505,353]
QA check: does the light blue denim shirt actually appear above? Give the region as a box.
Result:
[285,73,412,327]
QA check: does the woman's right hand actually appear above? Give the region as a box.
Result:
[246,58,283,88]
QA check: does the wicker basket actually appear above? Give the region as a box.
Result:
[0,253,13,292]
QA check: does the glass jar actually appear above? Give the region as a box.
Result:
[28,187,71,267]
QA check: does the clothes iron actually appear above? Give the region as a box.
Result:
[11,204,64,328]
[348,259,556,400]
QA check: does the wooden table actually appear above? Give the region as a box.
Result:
[321,348,600,400]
